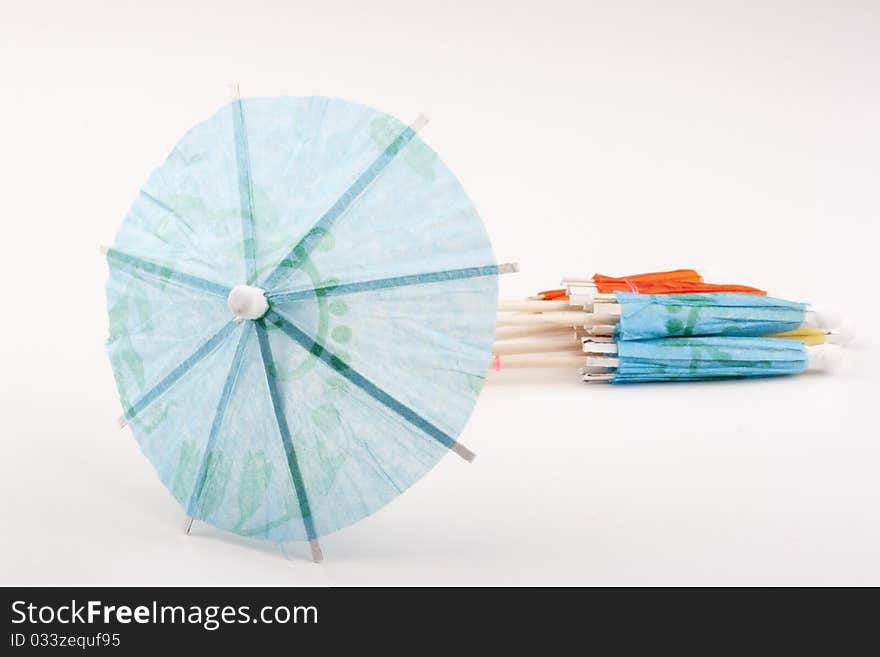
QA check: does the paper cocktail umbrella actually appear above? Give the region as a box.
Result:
[497,292,812,340]
[105,95,511,560]
[608,292,806,340]
[488,333,840,381]
[580,336,838,383]
[535,269,766,301]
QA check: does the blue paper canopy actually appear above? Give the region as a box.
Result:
[614,292,806,341]
[608,336,808,383]
[106,97,500,550]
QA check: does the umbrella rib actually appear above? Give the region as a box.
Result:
[185,322,253,518]
[104,247,231,298]
[260,117,426,292]
[118,321,237,427]
[232,95,258,285]
[255,320,321,551]
[264,309,475,462]
[267,262,518,304]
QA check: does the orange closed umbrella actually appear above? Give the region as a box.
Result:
[594,279,766,295]
[592,268,702,291]
[537,269,765,300]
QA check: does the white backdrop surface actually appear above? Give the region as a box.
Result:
[1,0,878,585]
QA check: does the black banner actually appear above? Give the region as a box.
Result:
[1,586,872,651]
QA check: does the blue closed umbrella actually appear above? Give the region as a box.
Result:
[586,336,808,383]
[105,96,504,559]
[614,292,807,341]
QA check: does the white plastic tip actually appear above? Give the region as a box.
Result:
[826,323,855,346]
[568,292,595,307]
[807,344,844,372]
[412,114,429,131]
[99,244,109,255]
[227,285,268,321]
[807,305,844,330]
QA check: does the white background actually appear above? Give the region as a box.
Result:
[1,0,878,585]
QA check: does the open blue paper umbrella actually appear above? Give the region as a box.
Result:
[612,292,807,341]
[582,336,811,383]
[105,96,510,560]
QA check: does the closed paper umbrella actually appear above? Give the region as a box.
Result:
[498,292,810,340]
[105,95,512,560]
[488,334,842,382]
[611,292,807,340]
[533,269,766,302]
[594,268,703,288]
[592,270,764,295]
[581,336,830,383]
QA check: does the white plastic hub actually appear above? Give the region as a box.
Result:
[227,285,269,321]
[826,322,855,346]
[807,344,844,372]
[804,305,845,330]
